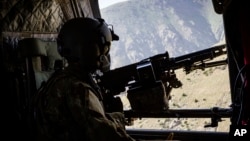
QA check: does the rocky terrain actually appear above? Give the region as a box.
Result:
[120,55,231,132]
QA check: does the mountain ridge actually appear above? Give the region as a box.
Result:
[101,0,224,69]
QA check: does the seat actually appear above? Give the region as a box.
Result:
[19,38,62,90]
[17,38,62,140]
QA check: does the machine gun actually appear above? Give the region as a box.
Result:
[97,44,228,114]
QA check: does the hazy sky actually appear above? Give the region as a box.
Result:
[99,0,128,9]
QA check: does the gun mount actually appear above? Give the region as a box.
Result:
[97,44,228,115]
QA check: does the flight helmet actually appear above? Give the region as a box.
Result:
[57,17,119,72]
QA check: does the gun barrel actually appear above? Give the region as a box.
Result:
[166,44,227,71]
[176,44,226,61]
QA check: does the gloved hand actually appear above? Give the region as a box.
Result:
[106,112,127,129]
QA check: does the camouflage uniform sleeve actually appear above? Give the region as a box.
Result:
[67,81,135,141]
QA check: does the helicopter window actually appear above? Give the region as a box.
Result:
[99,0,230,132]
